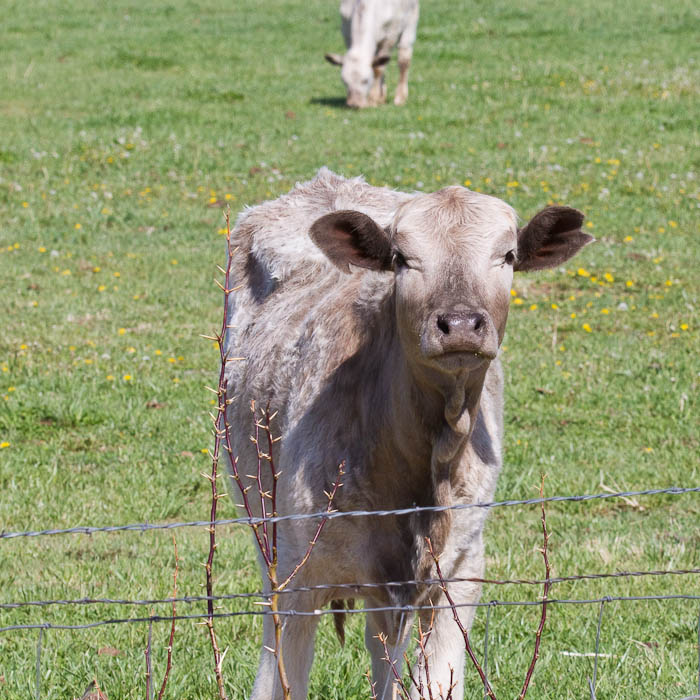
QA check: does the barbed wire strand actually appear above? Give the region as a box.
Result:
[2,594,700,635]
[2,486,698,541]
[3,567,699,612]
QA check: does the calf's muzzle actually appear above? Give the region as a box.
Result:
[425,308,499,362]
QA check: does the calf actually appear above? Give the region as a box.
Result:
[224,169,592,699]
[325,0,420,107]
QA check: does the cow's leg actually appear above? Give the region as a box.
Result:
[250,608,321,700]
[365,607,414,700]
[368,64,388,106]
[394,46,413,106]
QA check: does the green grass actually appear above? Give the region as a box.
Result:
[0,0,698,697]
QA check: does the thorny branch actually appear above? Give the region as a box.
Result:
[378,632,412,700]
[427,537,497,700]
[204,208,237,700]
[145,616,153,700]
[210,210,345,698]
[517,475,551,700]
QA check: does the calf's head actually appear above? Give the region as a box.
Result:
[325,51,390,108]
[310,187,593,374]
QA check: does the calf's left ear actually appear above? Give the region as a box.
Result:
[309,210,393,273]
[515,206,594,272]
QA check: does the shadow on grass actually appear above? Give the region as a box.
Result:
[309,96,348,108]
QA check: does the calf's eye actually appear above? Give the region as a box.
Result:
[504,250,516,266]
[393,251,408,270]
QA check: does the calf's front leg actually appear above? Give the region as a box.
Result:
[365,607,414,700]
[410,565,484,698]
[250,610,320,700]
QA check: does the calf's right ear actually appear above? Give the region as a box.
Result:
[325,53,344,66]
[515,206,594,272]
[309,210,393,273]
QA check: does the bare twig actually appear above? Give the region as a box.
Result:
[415,614,436,700]
[517,475,552,699]
[378,632,412,700]
[205,208,236,700]
[366,669,379,700]
[426,538,497,700]
[157,535,179,700]
[145,616,153,700]
[278,462,345,592]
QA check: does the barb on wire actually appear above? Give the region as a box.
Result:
[2,486,699,540]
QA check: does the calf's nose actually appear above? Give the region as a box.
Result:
[431,309,497,358]
[436,311,487,337]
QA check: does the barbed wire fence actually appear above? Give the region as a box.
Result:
[2,486,700,699]
[3,225,699,699]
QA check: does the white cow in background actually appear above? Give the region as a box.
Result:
[325,0,420,108]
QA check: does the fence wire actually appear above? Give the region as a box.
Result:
[3,594,700,634]
[2,484,699,699]
[2,484,699,540]
[2,567,700,612]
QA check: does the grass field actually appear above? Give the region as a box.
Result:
[1,0,698,697]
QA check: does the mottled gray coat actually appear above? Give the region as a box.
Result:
[224,168,592,699]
